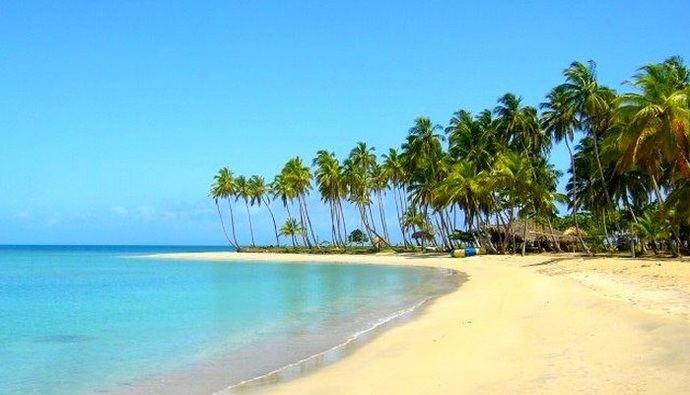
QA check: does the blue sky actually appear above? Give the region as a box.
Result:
[1,1,688,245]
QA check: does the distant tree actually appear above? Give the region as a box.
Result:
[348,229,369,246]
[279,218,303,248]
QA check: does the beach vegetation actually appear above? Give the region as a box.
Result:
[211,56,690,257]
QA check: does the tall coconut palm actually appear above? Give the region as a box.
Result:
[541,85,590,253]
[210,167,240,250]
[211,167,240,250]
[248,175,280,246]
[282,157,318,248]
[370,163,391,243]
[402,117,445,236]
[344,142,390,247]
[234,175,255,247]
[559,61,618,245]
[313,150,348,246]
[382,148,410,246]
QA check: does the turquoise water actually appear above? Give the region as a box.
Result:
[0,246,457,394]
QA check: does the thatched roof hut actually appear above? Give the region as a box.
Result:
[563,227,587,237]
[485,221,562,243]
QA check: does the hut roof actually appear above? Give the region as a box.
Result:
[563,227,587,237]
[485,221,563,242]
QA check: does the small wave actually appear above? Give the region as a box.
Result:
[218,296,433,394]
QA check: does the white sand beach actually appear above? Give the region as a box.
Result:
[152,252,690,394]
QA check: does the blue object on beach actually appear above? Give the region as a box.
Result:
[465,247,477,257]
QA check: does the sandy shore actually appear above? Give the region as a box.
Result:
[151,252,690,394]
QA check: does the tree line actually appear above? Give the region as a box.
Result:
[211,56,690,256]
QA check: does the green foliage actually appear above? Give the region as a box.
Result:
[347,229,369,245]
[211,56,690,256]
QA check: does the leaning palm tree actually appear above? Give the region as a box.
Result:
[559,60,618,245]
[234,175,255,247]
[370,163,391,243]
[248,175,280,246]
[541,85,590,253]
[210,167,240,249]
[210,168,239,250]
[382,148,410,246]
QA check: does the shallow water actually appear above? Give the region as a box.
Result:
[0,246,457,394]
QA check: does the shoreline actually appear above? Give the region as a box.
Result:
[126,252,461,395]
[151,252,690,394]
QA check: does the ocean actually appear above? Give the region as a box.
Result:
[0,246,458,394]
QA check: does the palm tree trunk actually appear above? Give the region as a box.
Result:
[565,137,591,255]
[337,199,348,246]
[359,204,392,249]
[392,186,404,246]
[262,197,280,246]
[396,187,410,246]
[244,199,255,247]
[332,201,341,247]
[521,216,529,256]
[215,201,236,249]
[496,211,507,254]
[473,204,497,254]
[329,202,338,246]
[377,192,390,243]
[590,133,612,243]
[226,199,241,250]
[358,205,375,244]
[301,195,319,247]
[546,217,562,253]
[296,200,311,248]
[367,205,378,233]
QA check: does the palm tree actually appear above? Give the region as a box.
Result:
[281,157,318,248]
[248,175,280,246]
[344,142,387,246]
[313,150,347,246]
[447,109,501,171]
[370,163,391,243]
[635,210,669,255]
[434,160,489,249]
[382,148,410,246]
[210,167,239,250]
[234,175,255,247]
[402,117,446,244]
[279,218,303,248]
[559,61,618,245]
[541,85,591,253]
[272,173,295,223]
[492,151,535,256]
[210,167,240,249]
[618,57,690,181]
